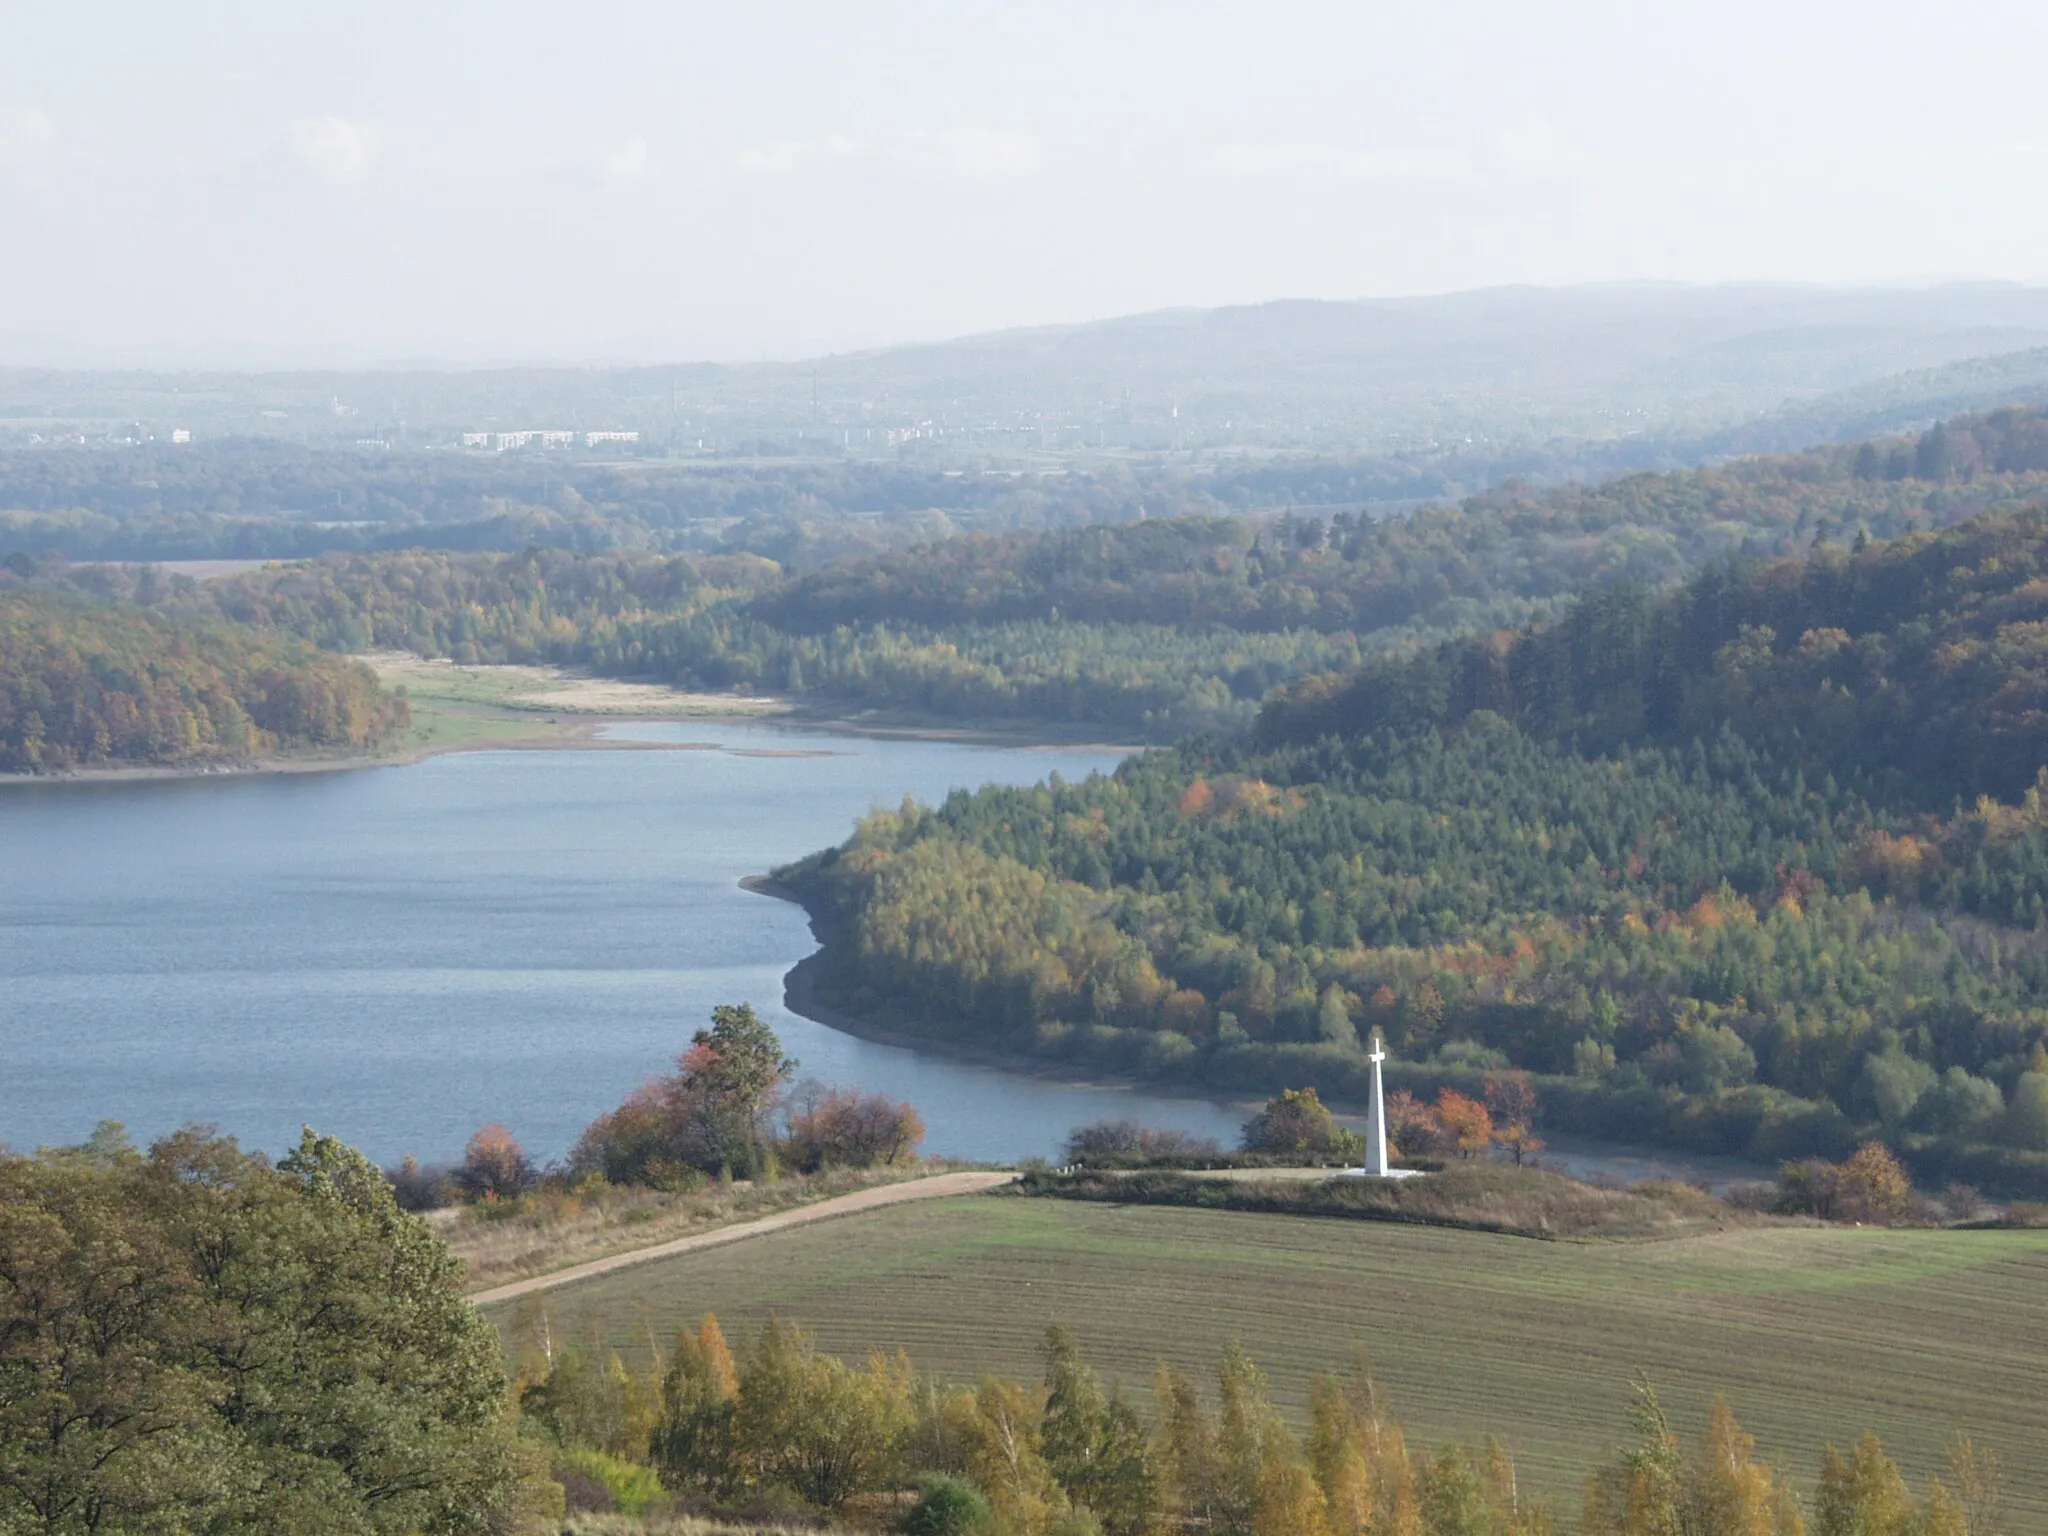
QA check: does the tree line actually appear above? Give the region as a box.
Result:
[754,407,2048,640]
[511,1308,2004,1536]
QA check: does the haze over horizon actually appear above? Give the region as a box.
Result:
[7,1,2048,368]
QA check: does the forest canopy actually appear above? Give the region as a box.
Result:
[778,502,2048,1194]
[26,404,2048,742]
[0,589,407,771]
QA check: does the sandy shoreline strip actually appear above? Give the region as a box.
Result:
[0,720,772,789]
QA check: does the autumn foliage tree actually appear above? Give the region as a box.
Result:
[1434,1090,1495,1160]
[1484,1073,1544,1167]
[1584,1383,1802,1536]
[1776,1141,1918,1224]
[571,1003,797,1185]
[1242,1087,1365,1163]
[454,1122,532,1200]
[781,1087,926,1171]
[513,1316,2005,1536]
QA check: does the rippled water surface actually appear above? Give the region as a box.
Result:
[1,724,1253,1164]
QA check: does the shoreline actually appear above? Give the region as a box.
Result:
[740,875,1775,1190]
[739,873,1263,1112]
[0,716,753,790]
[0,709,1139,791]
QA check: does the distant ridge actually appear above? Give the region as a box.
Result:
[10,282,2048,458]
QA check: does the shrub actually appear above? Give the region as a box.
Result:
[902,1472,992,1535]
[1241,1087,1363,1163]
[783,1086,926,1171]
[454,1123,532,1200]
[1940,1183,1983,1222]
[384,1153,454,1210]
[2006,1199,2048,1227]
[1775,1141,1918,1224]
[1063,1120,1223,1166]
[555,1447,666,1517]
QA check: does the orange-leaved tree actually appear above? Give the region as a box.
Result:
[455,1123,531,1200]
[1434,1090,1494,1160]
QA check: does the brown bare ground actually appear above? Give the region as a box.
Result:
[361,651,786,716]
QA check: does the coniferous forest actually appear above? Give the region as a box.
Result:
[778,500,2048,1194]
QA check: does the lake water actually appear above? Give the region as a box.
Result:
[0,724,1255,1166]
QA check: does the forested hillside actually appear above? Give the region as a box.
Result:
[86,406,2048,739]
[778,505,2048,1193]
[0,590,406,771]
[1260,503,2048,807]
[757,406,2048,636]
[126,547,1355,737]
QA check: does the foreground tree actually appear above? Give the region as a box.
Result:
[1041,1326,1159,1536]
[653,1315,742,1500]
[732,1319,913,1510]
[1585,1383,1801,1536]
[0,1125,523,1534]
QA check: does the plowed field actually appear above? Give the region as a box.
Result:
[487,1196,2048,1522]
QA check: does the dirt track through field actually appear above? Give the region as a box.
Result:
[467,1170,1016,1306]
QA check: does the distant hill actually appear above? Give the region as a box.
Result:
[9,283,2048,461]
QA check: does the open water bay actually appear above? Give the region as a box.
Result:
[0,724,1251,1165]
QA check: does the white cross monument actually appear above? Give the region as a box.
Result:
[1348,1031,1422,1179]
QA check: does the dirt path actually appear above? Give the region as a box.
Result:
[467,1170,1017,1308]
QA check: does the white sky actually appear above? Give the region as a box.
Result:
[4,1,2047,365]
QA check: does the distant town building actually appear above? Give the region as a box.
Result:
[459,428,629,451]
[170,428,191,444]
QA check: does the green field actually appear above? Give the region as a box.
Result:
[488,1196,2048,1524]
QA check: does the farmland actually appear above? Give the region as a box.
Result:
[487,1194,2048,1522]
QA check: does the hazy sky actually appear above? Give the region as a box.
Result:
[5,1,2047,365]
